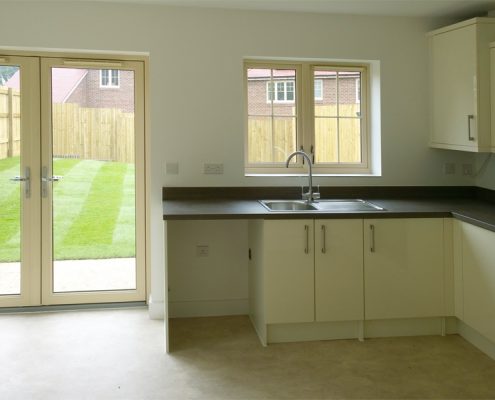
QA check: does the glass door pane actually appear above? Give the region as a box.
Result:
[0,56,40,307]
[0,65,21,296]
[50,67,137,293]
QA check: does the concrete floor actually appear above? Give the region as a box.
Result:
[1,309,495,399]
[0,258,135,294]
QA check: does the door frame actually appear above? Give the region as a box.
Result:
[0,49,150,307]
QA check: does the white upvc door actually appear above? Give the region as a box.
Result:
[0,54,146,307]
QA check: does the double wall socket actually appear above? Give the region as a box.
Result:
[204,163,224,174]
[196,245,209,257]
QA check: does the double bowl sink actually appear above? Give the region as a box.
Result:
[259,199,385,212]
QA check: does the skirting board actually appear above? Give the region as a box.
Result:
[458,320,495,361]
[148,295,165,320]
[169,298,249,318]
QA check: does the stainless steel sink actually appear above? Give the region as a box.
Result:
[259,199,384,212]
[314,199,385,212]
[259,200,318,211]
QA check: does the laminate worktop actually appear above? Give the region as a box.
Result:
[163,197,495,232]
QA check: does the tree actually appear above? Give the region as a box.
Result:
[0,66,18,86]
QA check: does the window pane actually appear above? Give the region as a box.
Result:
[0,65,21,295]
[101,70,109,86]
[247,67,298,164]
[314,70,337,117]
[51,67,136,293]
[314,117,338,163]
[247,116,273,163]
[111,70,119,86]
[273,117,297,162]
[247,68,272,116]
[314,79,323,100]
[339,118,361,163]
[276,81,285,101]
[338,71,361,117]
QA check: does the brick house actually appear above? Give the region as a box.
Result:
[6,68,134,112]
[247,69,360,116]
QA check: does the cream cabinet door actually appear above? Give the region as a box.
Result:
[364,218,444,320]
[263,219,314,324]
[429,20,495,151]
[315,219,364,322]
[461,222,495,343]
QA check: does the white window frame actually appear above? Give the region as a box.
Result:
[244,60,370,175]
[100,69,120,88]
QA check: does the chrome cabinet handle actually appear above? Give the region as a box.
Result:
[304,224,309,254]
[370,224,375,253]
[468,114,475,142]
[321,225,326,254]
[10,166,30,198]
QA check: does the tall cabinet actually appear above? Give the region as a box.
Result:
[429,18,495,152]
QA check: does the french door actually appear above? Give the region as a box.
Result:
[0,55,146,307]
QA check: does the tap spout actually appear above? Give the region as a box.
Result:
[285,150,315,202]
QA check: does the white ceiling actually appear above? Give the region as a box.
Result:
[11,0,495,18]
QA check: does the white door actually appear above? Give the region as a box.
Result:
[0,55,146,307]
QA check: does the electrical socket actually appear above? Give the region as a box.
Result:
[462,164,474,176]
[443,163,456,175]
[196,245,209,257]
[204,163,224,175]
[166,162,179,175]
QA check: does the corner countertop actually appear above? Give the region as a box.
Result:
[163,197,495,232]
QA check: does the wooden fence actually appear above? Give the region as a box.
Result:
[0,87,135,163]
[248,104,361,164]
[0,87,21,159]
[52,103,134,163]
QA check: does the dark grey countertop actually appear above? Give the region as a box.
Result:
[163,197,495,232]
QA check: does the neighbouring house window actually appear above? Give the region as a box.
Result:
[100,69,120,88]
[314,79,323,101]
[266,80,295,103]
[245,61,369,175]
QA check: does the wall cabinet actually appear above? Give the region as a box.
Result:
[458,222,495,343]
[429,18,495,152]
[363,218,445,320]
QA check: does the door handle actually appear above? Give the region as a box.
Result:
[304,224,309,254]
[370,224,375,253]
[10,167,30,198]
[41,166,63,197]
[321,225,326,254]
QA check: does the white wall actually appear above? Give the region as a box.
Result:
[0,2,477,317]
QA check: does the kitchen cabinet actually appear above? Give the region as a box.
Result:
[263,219,315,324]
[429,18,495,152]
[460,222,495,343]
[363,218,445,320]
[314,219,364,322]
[253,219,363,325]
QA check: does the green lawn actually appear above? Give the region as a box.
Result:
[0,156,135,262]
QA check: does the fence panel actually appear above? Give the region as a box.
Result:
[0,87,21,159]
[248,104,361,164]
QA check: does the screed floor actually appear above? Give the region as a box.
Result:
[1,309,495,400]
